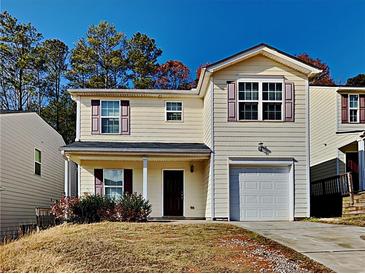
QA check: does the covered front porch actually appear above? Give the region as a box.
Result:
[339,136,365,192]
[61,142,212,219]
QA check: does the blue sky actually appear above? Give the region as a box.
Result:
[2,0,365,83]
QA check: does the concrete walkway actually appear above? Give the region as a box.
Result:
[233,221,365,273]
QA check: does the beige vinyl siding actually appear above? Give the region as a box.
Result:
[79,159,208,218]
[336,91,365,132]
[202,81,213,218]
[212,55,310,218]
[0,113,65,238]
[310,87,360,181]
[203,81,213,148]
[80,97,203,143]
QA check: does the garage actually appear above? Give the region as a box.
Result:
[229,165,293,221]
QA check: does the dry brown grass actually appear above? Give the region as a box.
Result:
[307,215,365,227]
[0,222,330,273]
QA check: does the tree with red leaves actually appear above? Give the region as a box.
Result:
[190,63,211,88]
[154,60,192,89]
[296,53,335,85]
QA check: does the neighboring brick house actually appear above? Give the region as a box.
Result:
[61,43,323,221]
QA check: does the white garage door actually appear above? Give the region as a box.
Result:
[230,167,290,221]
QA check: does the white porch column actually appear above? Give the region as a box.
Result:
[142,158,148,199]
[358,138,365,191]
[64,160,69,196]
[77,164,81,197]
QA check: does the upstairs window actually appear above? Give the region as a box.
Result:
[34,149,41,176]
[166,102,183,121]
[101,101,120,133]
[104,169,124,199]
[262,82,283,120]
[349,95,359,123]
[238,79,283,121]
[238,82,259,120]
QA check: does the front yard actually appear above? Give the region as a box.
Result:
[0,222,330,273]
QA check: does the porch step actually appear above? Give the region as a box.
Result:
[343,202,365,207]
[342,193,365,216]
[343,211,365,216]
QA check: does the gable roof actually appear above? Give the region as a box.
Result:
[67,43,322,98]
[205,43,322,75]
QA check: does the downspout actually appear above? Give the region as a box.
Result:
[306,79,311,217]
[75,96,81,142]
[210,77,215,220]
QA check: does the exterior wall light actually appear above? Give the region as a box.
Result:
[258,142,271,155]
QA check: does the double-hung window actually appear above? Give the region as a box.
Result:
[104,169,124,199]
[349,94,359,123]
[166,101,183,121]
[238,79,283,121]
[262,82,283,120]
[34,149,41,176]
[101,101,120,133]
[238,82,259,120]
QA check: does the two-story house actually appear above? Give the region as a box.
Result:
[61,43,322,221]
[310,86,365,191]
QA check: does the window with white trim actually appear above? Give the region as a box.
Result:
[101,101,120,133]
[238,82,259,120]
[349,94,359,123]
[104,169,124,199]
[166,101,182,121]
[34,149,41,176]
[262,82,283,120]
[238,79,283,121]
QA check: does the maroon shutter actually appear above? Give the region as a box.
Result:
[341,94,349,123]
[124,169,133,194]
[284,82,295,122]
[120,100,130,135]
[360,95,365,123]
[227,82,237,121]
[91,100,100,134]
[94,169,103,196]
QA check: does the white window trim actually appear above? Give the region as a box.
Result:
[349,94,360,124]
[34,148,41,176]
[237,78,284,121]
[165,101,183,122]
[100,100,121,134]
[103,169,124,198]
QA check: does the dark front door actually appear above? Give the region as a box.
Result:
[346,152,359,191]
[163,170,183,216]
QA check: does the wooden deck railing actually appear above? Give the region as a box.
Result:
[311,172,354,204]
[35,207,55,229]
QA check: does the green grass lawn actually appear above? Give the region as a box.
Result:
[0,222,331,273]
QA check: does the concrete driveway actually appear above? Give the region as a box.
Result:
[233,221,365,273]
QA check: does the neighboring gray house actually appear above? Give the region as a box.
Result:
[0,111,71,238]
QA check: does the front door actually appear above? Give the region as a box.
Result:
[346,152,359,191]
[163,170,184,216]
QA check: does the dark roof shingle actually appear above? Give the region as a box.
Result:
[61,141,211,154]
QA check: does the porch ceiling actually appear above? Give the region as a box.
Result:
[339,141,358,153]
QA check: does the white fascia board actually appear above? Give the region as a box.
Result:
[206,46,322,76]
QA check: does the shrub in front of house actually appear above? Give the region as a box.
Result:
[72,195,117,223]
[51,193,151,223]
[51,195,80,223]
[115,193,152,222]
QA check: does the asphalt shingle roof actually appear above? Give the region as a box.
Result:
[61,141,211,154]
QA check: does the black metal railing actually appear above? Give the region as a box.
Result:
[311,172,354,204]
